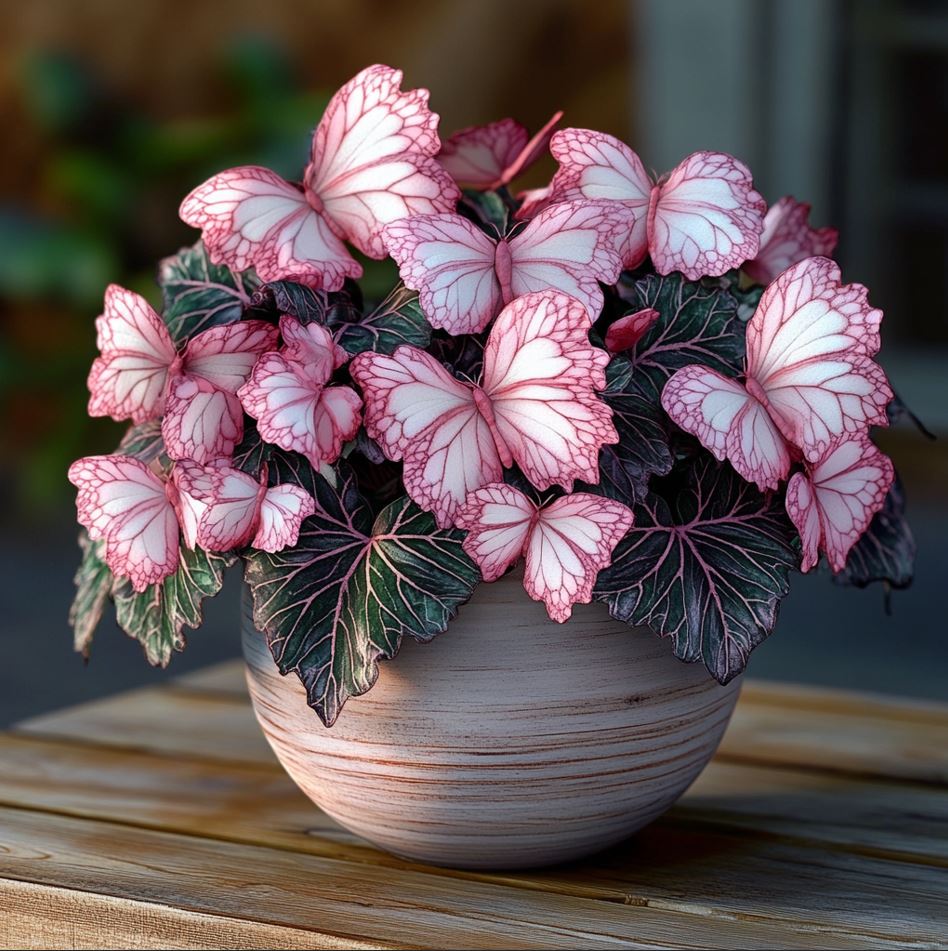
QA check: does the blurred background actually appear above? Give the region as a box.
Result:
[1,0,945,725]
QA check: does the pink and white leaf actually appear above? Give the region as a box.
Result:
[746,256,891,462]
[382,213,500,334]
[505,199,634,320]
[650,150,766,279]
[744,196,839,286]
[661,365,792,491]
[546,127,651,266]
[439,112,561,190]
[786,437,894,573]
[457,483,634,622]
[278,316,348,376]
[352,346,501,528]
[182,320,279,393]
[162,375,244,464]
[438,118,530,190]
[483,290,617,492]
[68,455,180,592]
[254,483,317,552]
[238,352,362,470]
[88,285,176,423]
[174,461,262,551]
[179,166,362,290]
[304,64,459,258]
[524,492,633,622]
[456,483,534,581]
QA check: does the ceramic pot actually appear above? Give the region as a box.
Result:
[242,574,741,869]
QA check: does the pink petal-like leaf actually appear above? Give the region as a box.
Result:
[746,256,892,462]
[505,199,635,320]
[650,150,766,279]
[661,365,792,491]
[456,482,535,581]
[238,349,362,470]
[352,345,499,528]
[458,483,633,622]
[382,213,500,334]
[68,454,180,592]
[786,436,894,573]
[162,375,244,464]
[439,112,562,190]
[182,320,279,394]
[439,117,530,189]
[87,285,176,423]
[483,290,617,492]
[353,290,617,528]
[179,165,362,290]
[544,127,651,266]
[174,461,262,552]
[304,64,460,258]
[253,483,317,552]
[744,196,839,286]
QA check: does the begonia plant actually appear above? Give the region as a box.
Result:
[68,64,918,725]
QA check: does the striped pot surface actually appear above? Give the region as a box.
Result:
[242,574,742,869]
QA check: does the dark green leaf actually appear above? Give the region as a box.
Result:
[113,546,231,666]
[231,419,270,477]
[610,272,745,402]
[158,241,259,345]
[459,189,509,234]
[69,532,113,660]
[252,280,430,356]
[834,478,915,591]
[887,392,935,440]
[330,283,431,355]
[251,280,328,324]
[245,462,478,725]
[583,374,673,505]
[595,455,797,684]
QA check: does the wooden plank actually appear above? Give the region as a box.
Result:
[2,732,946,867]
[722,681,948,784]
[0,735,944,945]
[0,880,375,950]
[14,685,274,766]
[19,669,948,786]
[0,805,886,951]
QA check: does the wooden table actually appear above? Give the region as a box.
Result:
[1,664,946,949]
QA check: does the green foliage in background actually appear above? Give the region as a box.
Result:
[0,37,402,510]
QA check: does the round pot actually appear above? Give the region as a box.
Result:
[242,575,741,869]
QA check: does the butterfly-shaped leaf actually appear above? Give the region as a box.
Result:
[594,455,797,684]
[833,477,915,591]
[244,459,478,726]
[113,545,231,666]
[69,532,112,660]
[158,241,259,345]
[611,272,745,404]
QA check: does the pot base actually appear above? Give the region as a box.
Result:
[242,576,741,869]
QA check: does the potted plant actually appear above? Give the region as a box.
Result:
[68,64,917,870]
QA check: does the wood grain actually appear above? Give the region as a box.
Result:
[4,805,892,951]
[242,576,742,869]
[7,606,948,947]
[0,731,945,947]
